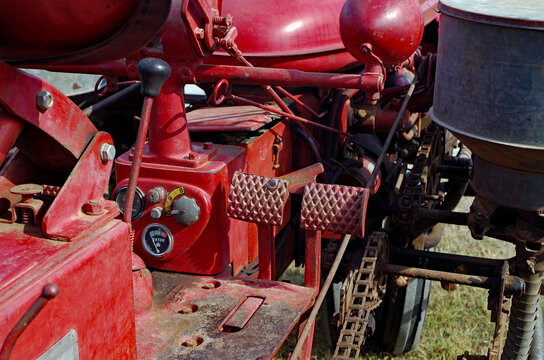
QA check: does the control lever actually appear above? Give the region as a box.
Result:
[123,58,171,224]
[0,283,59,360]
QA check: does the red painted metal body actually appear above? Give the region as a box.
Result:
[0,220,135,359]
[0,0,445,359]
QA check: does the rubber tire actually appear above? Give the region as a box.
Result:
[376,276,432,355]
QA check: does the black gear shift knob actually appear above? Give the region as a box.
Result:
[137,58,171,98]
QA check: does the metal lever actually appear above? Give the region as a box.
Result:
[123,58,171,224]
[0,283,59,360]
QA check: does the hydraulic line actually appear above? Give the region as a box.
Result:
[503,271,542,360]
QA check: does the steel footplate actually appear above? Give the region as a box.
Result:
[136,271,316,360]
[227,171,289,226]
[300,183,370,237]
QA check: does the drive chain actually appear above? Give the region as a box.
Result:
[399,123,442,225]
[333,231,387,359]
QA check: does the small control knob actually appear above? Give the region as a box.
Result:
[150,207,163,219]
[170,196,200,225]
[146,186,166,203]
[138,58,171,98]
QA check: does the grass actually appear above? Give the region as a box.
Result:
[276,197,521,359]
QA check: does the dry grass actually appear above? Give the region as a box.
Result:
[276,197,521,359]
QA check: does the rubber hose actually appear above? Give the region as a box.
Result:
[502,271,542,360]
[529,295,544,360]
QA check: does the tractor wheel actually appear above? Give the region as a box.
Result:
[375,275,432,355]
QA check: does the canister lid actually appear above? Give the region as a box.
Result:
[439,0,544,30]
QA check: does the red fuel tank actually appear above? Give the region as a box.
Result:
[207,0,359,72]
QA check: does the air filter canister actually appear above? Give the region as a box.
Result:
[429,0,544,211]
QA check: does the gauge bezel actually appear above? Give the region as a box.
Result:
[141,223,174,258]
[113,185,146,221]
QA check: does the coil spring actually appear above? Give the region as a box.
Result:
[130,229,135,252]
[19,208,33,225]
[502,271,542,360]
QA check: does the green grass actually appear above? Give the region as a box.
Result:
[276,197,521,359]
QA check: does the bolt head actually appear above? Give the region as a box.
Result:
[36,91,54,111]
[203,142,214,150]
[100,143,116,162]
[194,28,205,39]
[187,152,198,160]
[150,207,163,219]
[83,199,105,215]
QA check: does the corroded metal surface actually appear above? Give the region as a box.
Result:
[135,271,316,360]
[227,171,289,226]
[300,183,369,237]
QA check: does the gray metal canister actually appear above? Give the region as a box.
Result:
[429,0,544,210]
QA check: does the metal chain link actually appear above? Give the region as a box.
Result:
[399,123,442,225]
[333,231,387,359]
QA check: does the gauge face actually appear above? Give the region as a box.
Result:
[113,186,145,220]
[141,223,173,258]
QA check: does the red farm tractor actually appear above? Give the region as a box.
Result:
[0,0,543,359]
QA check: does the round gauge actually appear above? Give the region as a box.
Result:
[141,223,174,258]
[113,185,146,220]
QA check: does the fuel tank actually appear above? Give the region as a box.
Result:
[429,0,544,210]
[0,0,171,65]
[208,0,437,72]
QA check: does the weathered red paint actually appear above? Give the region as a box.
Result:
[42,132,119,241]
[0,220,135,360]
[0,110,23,166]
[0,63,96,170]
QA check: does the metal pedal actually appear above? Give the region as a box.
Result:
[300,183,370,237]
[227,171,289,226]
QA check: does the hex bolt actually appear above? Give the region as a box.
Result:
[150,207,163,219]
[203,142,214,150]
[187,152,198,160]
[194,28,205,39]
[83,199,105,215]
[100,143,116,162]
[36,91,54,111]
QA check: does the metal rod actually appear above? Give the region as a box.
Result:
[122,97,153,224]
[0,283,59,360]
[417,208,469,225]
[367,72,418,190]
[82,83,140,117]
[195,64,378,91]
[382,264,525,295]
[273,86,321,118]
[291,234,352,360]
[231,95,350,136]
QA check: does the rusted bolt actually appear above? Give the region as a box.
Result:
[393,276,409,287]
[100,143,116,162]
[83,199,105,215]
[36,91,54,111]
[181,336,203,348]
[187,152,198,160]
[177,304,198,314]
[201,280,220,290]
[440,280,460,291]
[203,142,214,150]
[194,28,205,39]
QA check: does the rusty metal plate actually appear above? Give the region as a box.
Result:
[300,183,369,237]
[135,271,316,360]
[227,171,289,226]
[186,105,278,132]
